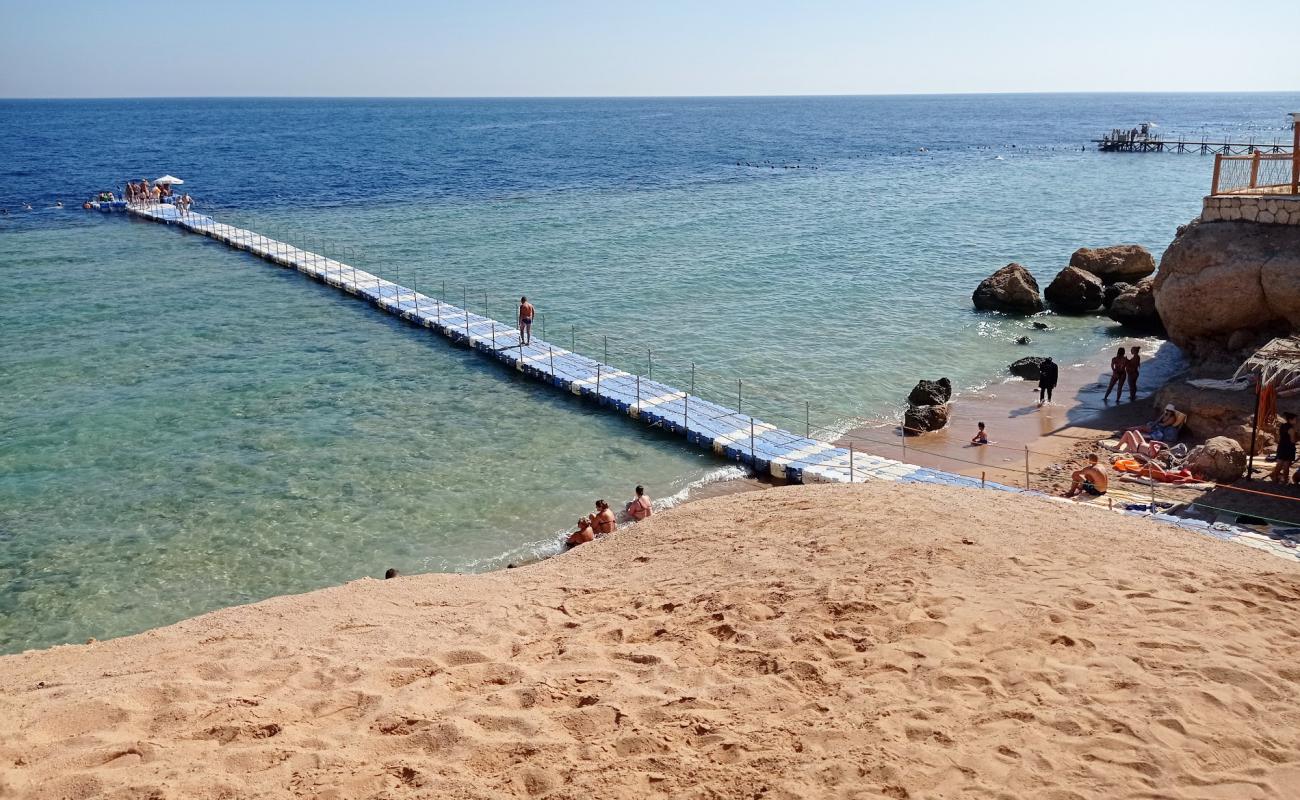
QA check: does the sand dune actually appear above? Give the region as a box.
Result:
[3,483,1300,799]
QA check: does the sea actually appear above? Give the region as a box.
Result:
[1,93,1296,653]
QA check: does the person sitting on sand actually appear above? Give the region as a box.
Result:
[971,421,989,445]
[1270,412,1298,484]
[1065,453,1108,498]
[591,500,617,536]
[625,485,653,521]
[1130,404,1185,444]
[566,516,595,548]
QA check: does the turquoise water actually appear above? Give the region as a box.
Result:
[2,94,1297,652]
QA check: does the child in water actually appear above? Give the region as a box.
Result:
[971,421,989,445]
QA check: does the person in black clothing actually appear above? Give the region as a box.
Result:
[1270,412,1297,484]
[1038,357,1059,406]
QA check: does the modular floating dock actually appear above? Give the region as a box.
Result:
[110,200,1295,561]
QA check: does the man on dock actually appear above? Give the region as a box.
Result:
[518,296,535,346]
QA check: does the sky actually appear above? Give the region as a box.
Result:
[2,0,1297,98]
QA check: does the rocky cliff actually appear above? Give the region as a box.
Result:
[1153,219,1300,363]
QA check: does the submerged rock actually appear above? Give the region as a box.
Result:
[1031,321,1051,330]
[1009,356,1047,380]
[1070,245,1156,284]
[972,263,1044,315]
[907,378,953,407]
[1045,266,1104,313]
[1015,335,1032,345]
[1107,277,1163,333]
[1188,437,1247,483]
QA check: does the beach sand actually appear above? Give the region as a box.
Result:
[3,482,1299,799]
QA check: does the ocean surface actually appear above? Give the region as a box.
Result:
[2,93,1297,653]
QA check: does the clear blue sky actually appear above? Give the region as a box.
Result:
[2,0,1296,98]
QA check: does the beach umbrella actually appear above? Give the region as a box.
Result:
[154,175,184,185]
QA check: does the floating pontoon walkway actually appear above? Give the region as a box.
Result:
[116,201,1294,561]
[123,202,999,490]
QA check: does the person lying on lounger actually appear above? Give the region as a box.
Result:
[1129,404,1186,443]
[1065,453,1108,498]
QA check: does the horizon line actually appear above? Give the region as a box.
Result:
[3,89,1299,102]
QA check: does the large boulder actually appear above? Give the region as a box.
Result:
[904,403,950,435]
[1070,245,1156,284]
[907,378,952,407]
[1107,277,1164,333]
[972,263,1044,315]
[1008,356,1047,380]
[1044,266,1104,313]
[1154,220,1300,361]
[1187,436,1247,483]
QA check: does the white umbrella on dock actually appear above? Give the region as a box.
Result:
[154,175,184,185]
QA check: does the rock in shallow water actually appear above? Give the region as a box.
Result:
[1009,356,1047,380]
[972,263,1044,315]
[907,378,953,407]
[1045,266,1104,313]
[904,403,950,434]
[1107,277,1163,333]
[1070,245,1156,284]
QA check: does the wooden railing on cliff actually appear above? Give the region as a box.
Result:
[1211,116,1300,196]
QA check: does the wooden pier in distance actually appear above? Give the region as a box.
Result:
[1094,127,1295,155]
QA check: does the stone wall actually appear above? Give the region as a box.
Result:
[1201,193,1300,226]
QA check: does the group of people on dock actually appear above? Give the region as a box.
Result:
[565,486,653,548]
[123,178,192,212]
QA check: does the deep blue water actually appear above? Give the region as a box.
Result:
[1,93,1297,654]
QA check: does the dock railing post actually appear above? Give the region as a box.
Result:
[549,345,555,380]
[491,321,496,350]
[737,379,742,413]
[806,401,810,438]
[604,335,608,365]
[596,364,601,398]
[683,389,689,431]
[750,417,756,464]
[647,349,652,381]
[636,373,641,413]
[571,326,576,353]
[541,313,546,341]
[1291,111,1300,194]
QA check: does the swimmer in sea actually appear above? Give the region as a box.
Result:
[970,421,988,445]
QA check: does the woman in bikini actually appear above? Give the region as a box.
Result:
[1103,347,1126,402]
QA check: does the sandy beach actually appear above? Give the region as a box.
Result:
[3,481,1299,799]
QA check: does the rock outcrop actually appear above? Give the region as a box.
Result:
[904,403,950,435]
[907,378,952,407]
[1154,220,1300,360]
[1045,266,1104,313]
[1070,245,1156,284]
[1009,356,1048,381]
[1107,277,1163,333]
[1187,437,1247,483]
[972,263,1044,315]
